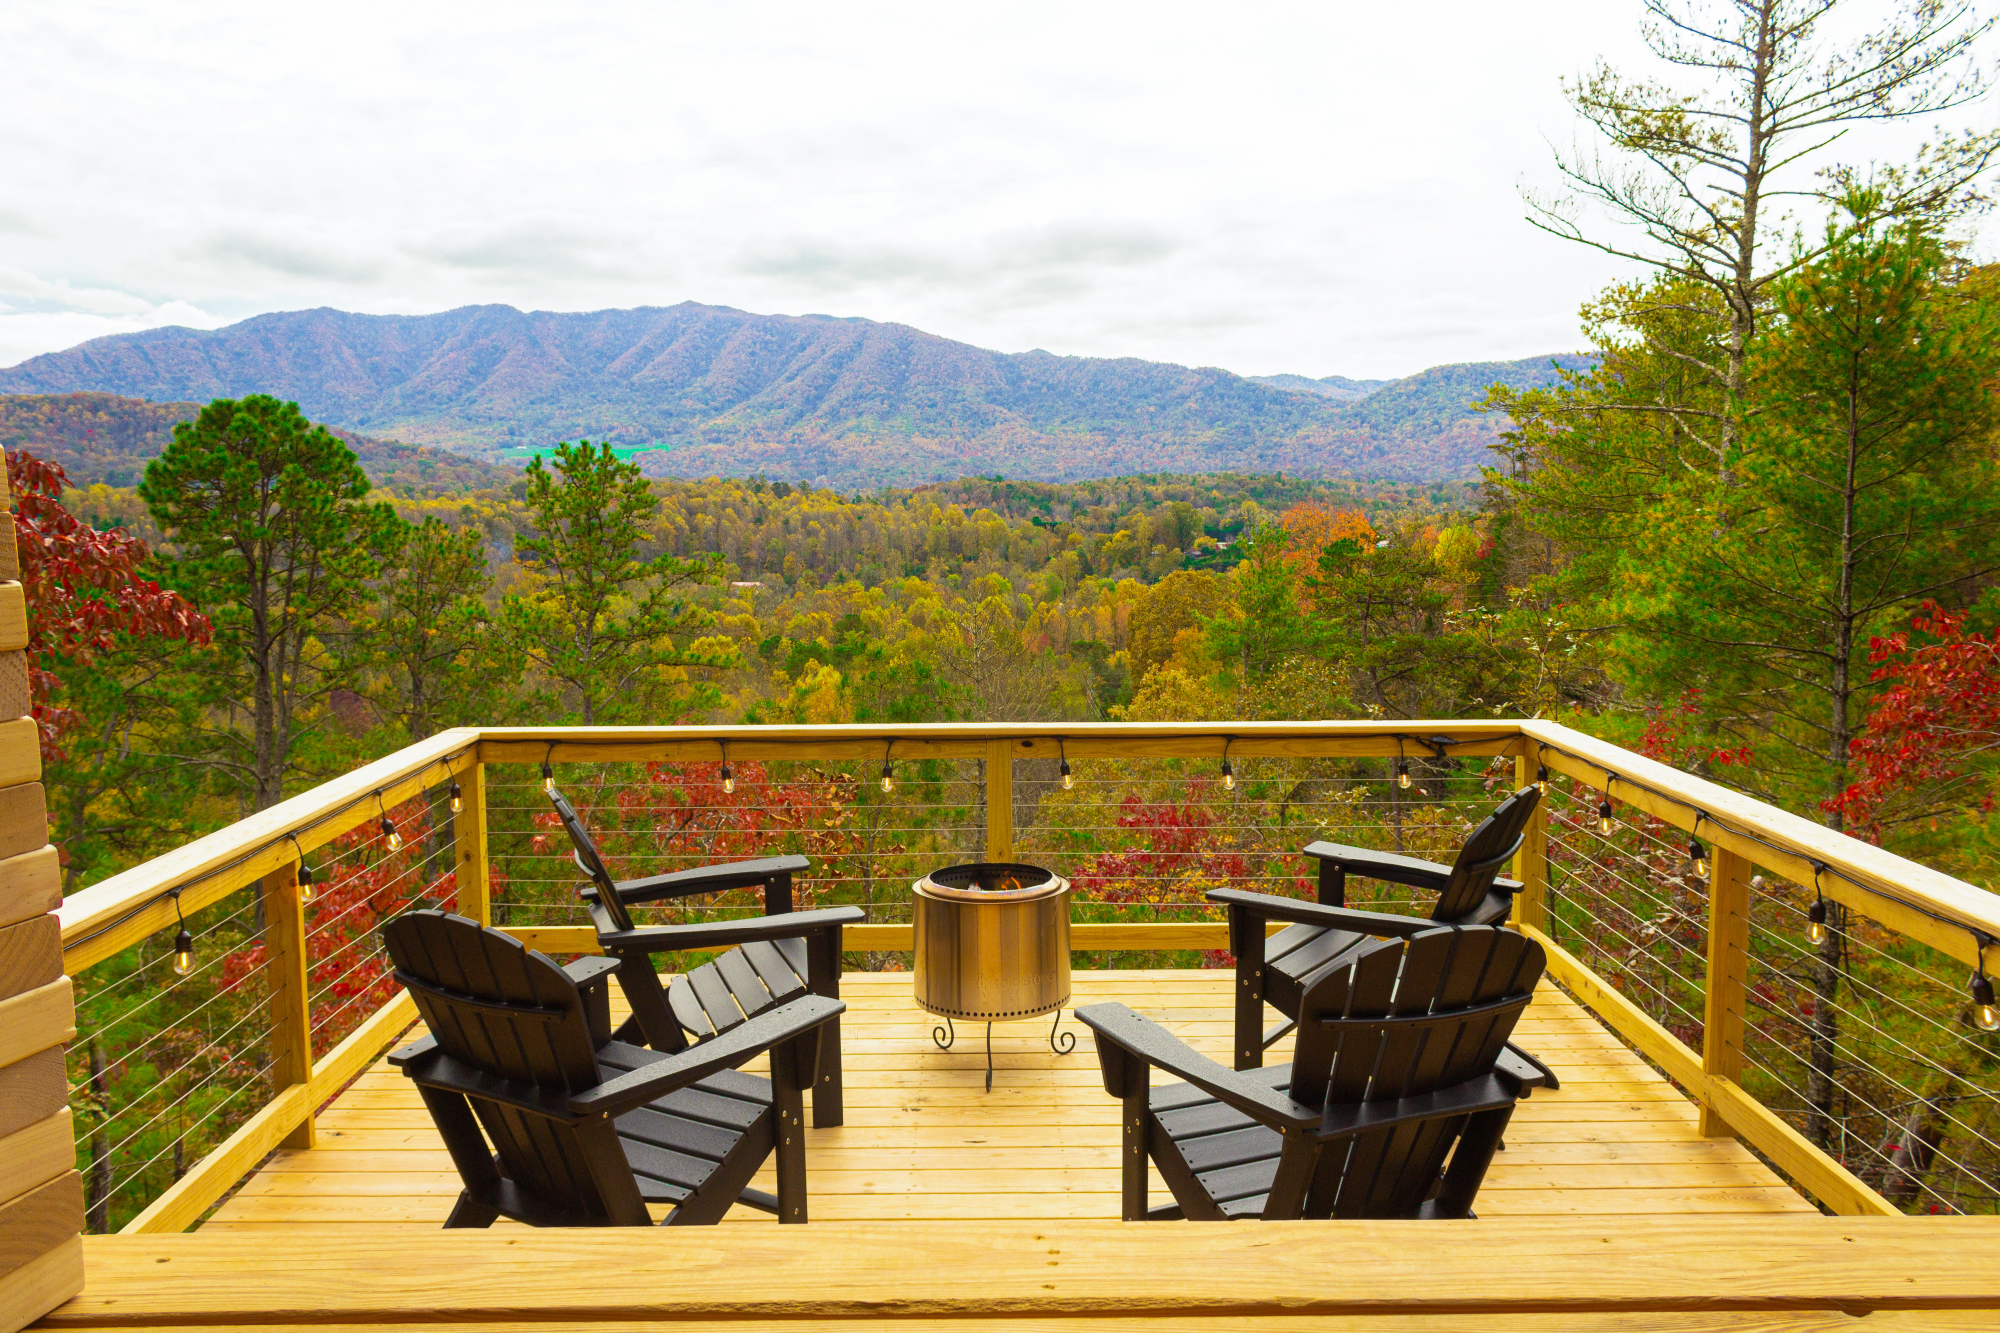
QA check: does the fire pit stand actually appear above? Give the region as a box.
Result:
[912,862,1074,1090]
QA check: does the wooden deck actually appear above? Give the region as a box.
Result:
[205,967,1813,1230]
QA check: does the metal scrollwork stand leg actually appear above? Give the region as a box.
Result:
[1049,1006,1076,1057]
[932,1016,956,1051]
[984,1022,994,1092]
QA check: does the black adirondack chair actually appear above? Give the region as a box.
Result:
[550,790,863,1127]
[1208,784,1555,1086]
[384,910,843,1226]
[1077,923,1547,1220]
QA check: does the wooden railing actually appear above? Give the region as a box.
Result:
[55,720,2000,1230]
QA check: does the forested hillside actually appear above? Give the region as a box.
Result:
[0,391,522,492]
[0,305,1580,484]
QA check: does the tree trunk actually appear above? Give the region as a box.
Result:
[1877,1067,1963,1209]
[1808,354,1866,1149]
[87,1039,110,1232]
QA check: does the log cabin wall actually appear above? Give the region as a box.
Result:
[0,448,83,1331]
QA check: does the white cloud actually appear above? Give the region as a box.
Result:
[0,299,228,368]
[0,1,1986,377]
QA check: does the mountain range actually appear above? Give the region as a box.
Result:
[0,304,1589,485]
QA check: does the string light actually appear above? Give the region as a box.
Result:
[880,742,895,795]
[541,742,557,795]
[1596,794,1616,835]
[1219,739,1235,792]
[1396,759,1413,790]
[720,742,734,795]
[1971,973,1999,1032]
[1058,739,1073,791]
[169,890,195,978]
[1688,814,1707,881]
[1534,764,1550,796]
[1972,933,1998,1032]
[289,834,315,906]
[377,791,402,854]
[448,781,464,815]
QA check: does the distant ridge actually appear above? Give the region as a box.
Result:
[1246,373,1389,401]
[0,392,522,493]
[0,304,1589,485]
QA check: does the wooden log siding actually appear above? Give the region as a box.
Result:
[0,445,80,1333]
[48,718,2000,1249]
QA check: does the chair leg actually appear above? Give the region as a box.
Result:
[771,1034,812,1224]
[812,1014,845,1128]
[1230,905,1266,1071]
[443,1192,499,1228]
[1120,1083,1148,1221]
[1427,1105,1515,1219]
[808,926,845,1127]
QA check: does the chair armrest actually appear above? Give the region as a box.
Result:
[1205,888,1439,939]
[569,994,846,1118]
[1493,1043,1550,1096]
[387,1036,438,1067]
[598,905,864,955]
[1075,1002,1319,1132]
[392,1044,585,1123]
[1302,841,1453,891]
[563,956,621,989]
[603,854,812,905]
[1316,1072,1518,1143]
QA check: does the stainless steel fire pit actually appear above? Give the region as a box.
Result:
[912,862,1073,1089]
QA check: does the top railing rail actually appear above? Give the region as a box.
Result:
[1523,721,2000,970]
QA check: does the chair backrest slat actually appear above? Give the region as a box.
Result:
[549,791,638,933]
[1432,786,1540,922]
[1287,924,1544,1219]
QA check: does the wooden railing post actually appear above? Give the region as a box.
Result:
[1701,846,1752,1138]
[453,761,490,925]
[985,740,1013,863]
[261,865,316,1151]
[1514,741,1548,933]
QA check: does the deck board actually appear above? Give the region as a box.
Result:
[203,967,1813,1232]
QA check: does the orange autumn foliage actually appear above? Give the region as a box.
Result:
[1278,502,1374,571]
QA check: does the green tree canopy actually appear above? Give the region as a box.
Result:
[140,395,401,810]
[499,441,729,724]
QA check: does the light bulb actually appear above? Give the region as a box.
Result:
[172,928,195,978]
[297,864,315,906]
[721,764,735,795]
[1597,798,1615,835]
[1689,839,1708,880]
[448,781,463,815]
[880,762,895,794]
[1806,899,1828,946]
[1534,764,1549,796]
[1060,759,1073,790]
[1970,975,1997,1032]
[382,817,402,853]
[1220,758,1235,791]
[1396,760,1412,790]
[541,763,555,795]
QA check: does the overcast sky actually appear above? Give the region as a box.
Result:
[0,3,1990,379]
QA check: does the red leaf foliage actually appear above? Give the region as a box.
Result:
[9,449,210,758]
[220,797,458,1056]
[1826,601,2000,837]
